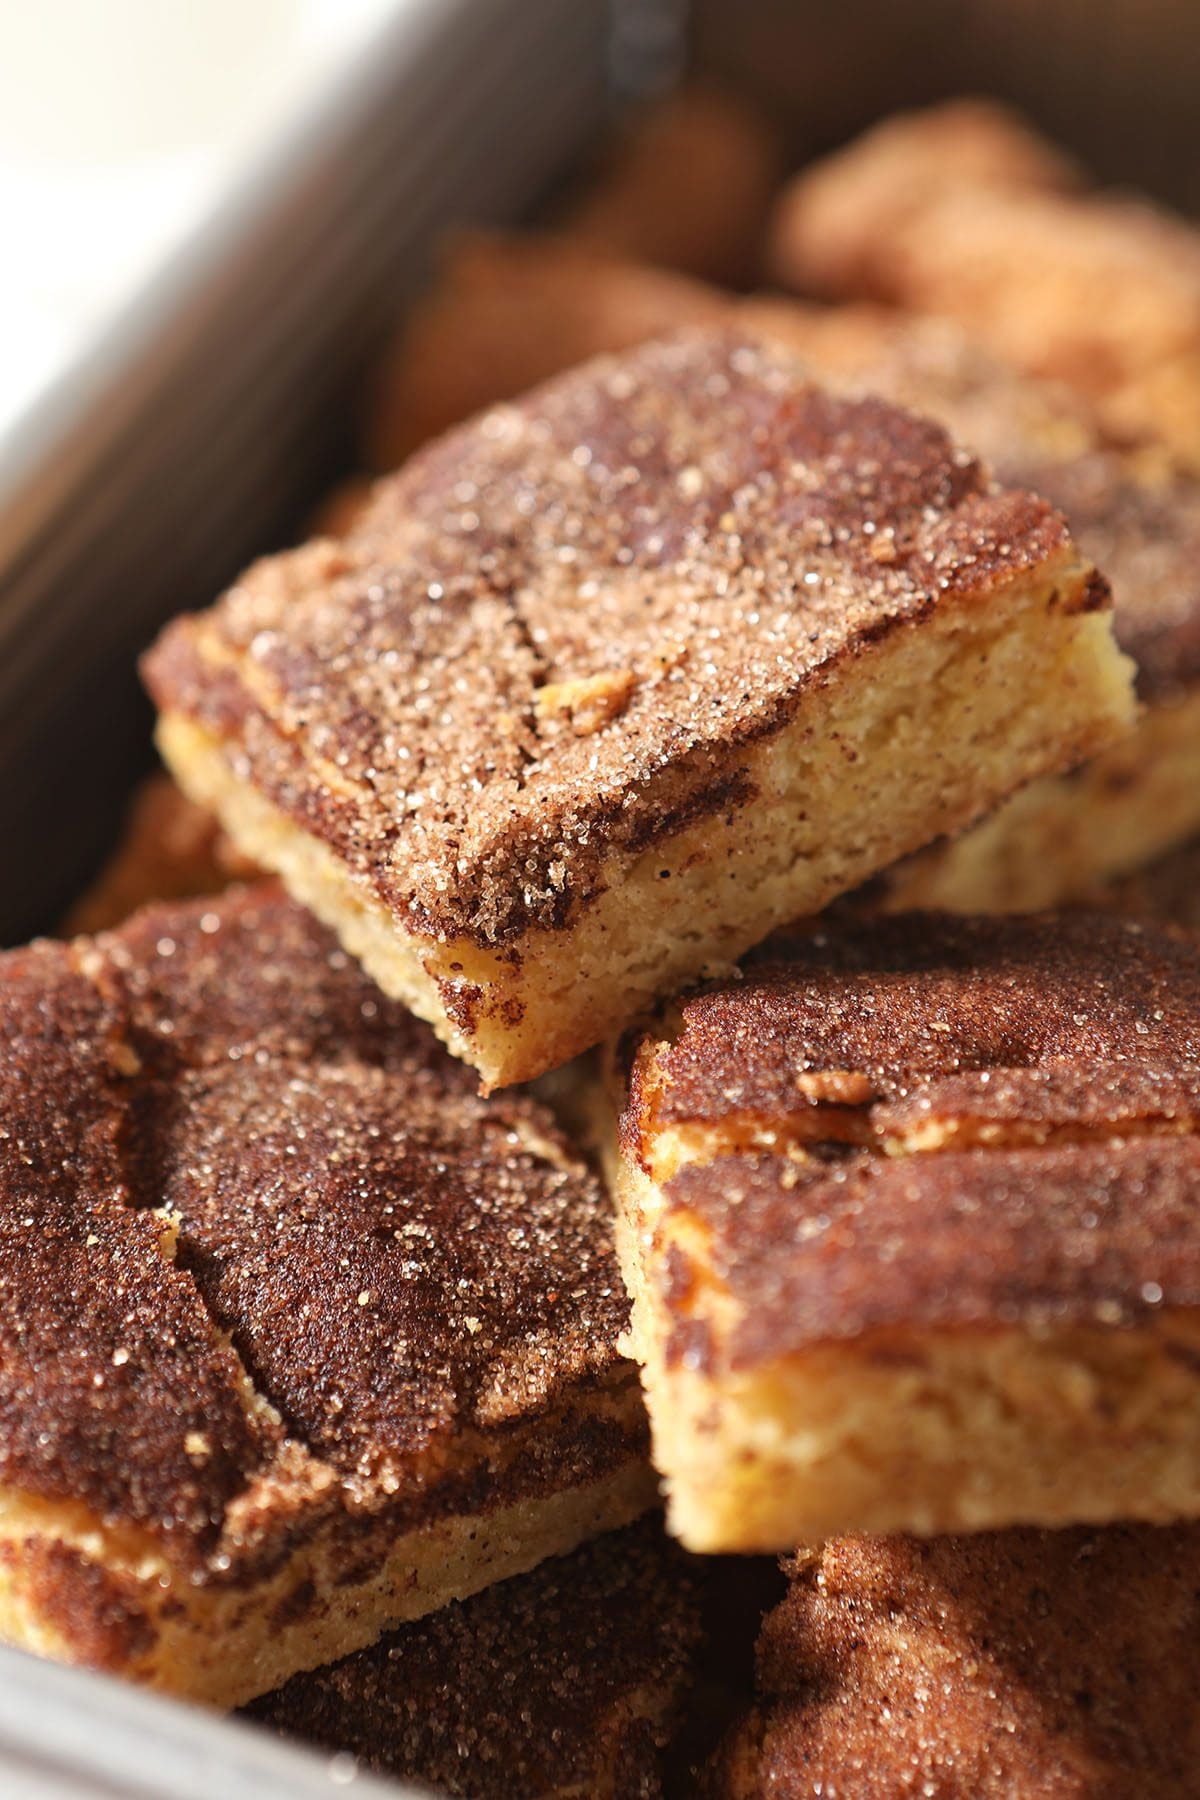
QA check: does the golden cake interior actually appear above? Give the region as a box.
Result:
[885,690,1200,913]
[606,912,1200,1550]
[29,82,1200,1777]
[360,255,1200,921]
[741,301,1200,909]
[98,282,1197,938]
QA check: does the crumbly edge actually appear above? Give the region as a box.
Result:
[0,1389,654,1710]
[886,687,1200,913]
[603,1128,1200,1552]
[156,568,1134,1088]
[662,1324,1200,1548]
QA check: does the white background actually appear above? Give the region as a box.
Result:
[0,1,409,445]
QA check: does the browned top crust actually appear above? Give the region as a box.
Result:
[250,1517,703,1797]
[743,304,1200,701]
[144,329,1097,947]
[709,1525,1200,1798]
[624,912,1200,1374]
[0,885,631,1565]
[668,1138,1200,1368]
[0,940,277,1549]
[741,302,1101,473]
[99,881,447,1077]
[636,911,1200,1144]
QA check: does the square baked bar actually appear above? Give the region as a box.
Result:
[145,329,1132,1087]
[0,885,650,1708]
[606,911,1200,1549]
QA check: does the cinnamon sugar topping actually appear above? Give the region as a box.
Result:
[144,330,1097,946]
[0,885,633,1564]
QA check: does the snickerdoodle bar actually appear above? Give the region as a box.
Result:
[606,911,1200,1548]
[0,885,649,1706]
[145,330,1132,1087]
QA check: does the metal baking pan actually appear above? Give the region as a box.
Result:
[0,1642,400,1800]
[0,0,608,947]
[1,0,1196,1790]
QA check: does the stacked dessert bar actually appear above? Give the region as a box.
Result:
[11,89,1200,1797]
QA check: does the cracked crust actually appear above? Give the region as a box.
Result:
[348,272,1200,926]
[370,269,1200,709]
[250,1517,703,1799]
[150,331,1094,950]
[707,1525,1200,1798]
[145,328,1132,1085]
[366,265,1200,914]
[0,885,651,1706]
[606,911,1200,1547]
